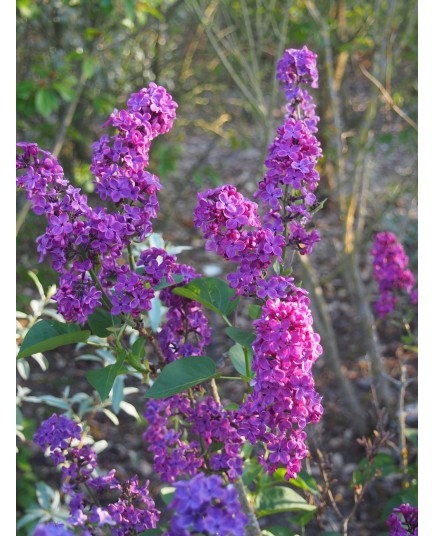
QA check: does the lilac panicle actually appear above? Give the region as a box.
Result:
[371,231,417,317]
[165,473,248,536]
[33,523,75,536]
[17,83,178,324]
[34,414,160,534]
[235,294,323,479]
[143,394,243,484]
[386,503,418,535]
[191,47,324,481]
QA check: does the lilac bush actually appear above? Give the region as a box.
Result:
[17,46,331,534]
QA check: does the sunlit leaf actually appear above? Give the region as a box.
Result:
[144,356,216,399]
[17,320,90,359]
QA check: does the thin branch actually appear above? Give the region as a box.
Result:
[359,63,418,131]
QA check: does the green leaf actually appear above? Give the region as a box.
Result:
[17,320,90,359]
[111,375,124,414]
[131,337,145,359]
[87,308,121,337]
[86,352,125,401]
[249,304,262,319]
[124,0,135,21]
[52,82,76,102]
[82,57,98,79]
[141,4,164,21]
[17,80,36,99]
[173,277,239,317]
[226,327,256,347]
[273,469,319,496]
[228,343,252,378]
[154,274,185,290]
[254,486,316,518]
[405,428,418,446]
[352,453,396,485]
[144,356,216,399]
[148,297,162,331]
[35,88,59,117]
[242,459,263,487]
[160,486,175,505]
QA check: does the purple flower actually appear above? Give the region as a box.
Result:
[167,473,248,536]
[371,232,417,317]
[34,414,160,534]
[33,523,74,536]
[386,503,418,535]
[235,294,323,479]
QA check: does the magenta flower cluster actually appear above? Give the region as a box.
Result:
[164,473,248,535]
[194,46,322,302]
[143,394,243,483]
[34,414,160,534]
[236,292,323,479]
[192,46,324,479]
[16,83,178,324]
[371,231,417,317]
[386,503,418,535]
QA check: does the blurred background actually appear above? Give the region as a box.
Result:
[16,1,418,534]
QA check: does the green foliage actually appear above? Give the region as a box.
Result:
[228,343,252,378]
[273,469,320,497]
[226,326,256,347]
[87,307,121,338]
[254,485,316,518]
[160,486,176,505]
[352,453,396,486]
[16,444,38,512]
[173,277,239,319]
[17,319,90,359]
[86,350,126,401]
[144,356,217,399]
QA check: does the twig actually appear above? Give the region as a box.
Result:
[359,63,417,131]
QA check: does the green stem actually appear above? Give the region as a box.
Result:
[218,376,247,381]
[89,268,113,310]
[243,347,251,380]
[222,315,232,327]
[127,244,136,271]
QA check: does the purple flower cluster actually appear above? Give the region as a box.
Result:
[276,46,320,130]
[16,83,178,324]
[143,394,204,483]
[386,503,418,535]
[371,231,417,317]
[158,264,211,362]
[191,47,324,481]
[91,83,176,210]
[165,473,248,536]
[254,46,322,255]
[193,46,322,300]
[33,523,75,536]
[194,184,286,295]
[143,394,243,483]
[34,414,160,534]
[235,294,323,479]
